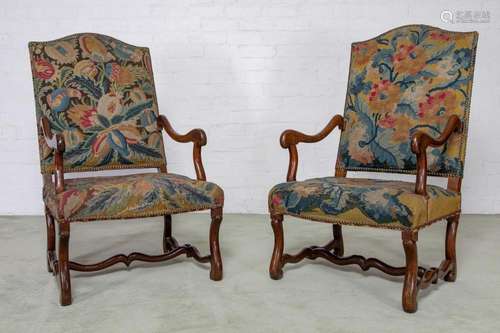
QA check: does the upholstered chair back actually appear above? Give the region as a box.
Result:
[337,25,478,177]
[29,33,166,174]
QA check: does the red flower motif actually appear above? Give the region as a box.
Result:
[367,79,391,102]
[34,58,55,80]
[92,134,108,154]
[379,114,396,128]
[417,92,450,117]
[271,194,282,208]
[393,44,416,63]
[105,63,121,82]
[80,108,97,128]
[430,32,450,41]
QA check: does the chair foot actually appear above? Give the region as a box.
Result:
[45,207,55,273]
[332,224,344,257]
[58,221,72,306]
[209,207,223,281]
[163,215,179,252]
[444,215,459,282]
[402,230,418,313]
[269,214,284,280]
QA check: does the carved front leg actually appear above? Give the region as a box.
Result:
[58,221,72,306]
[269,214,284,280]
[45,207,55,273]
[402,230,418,313]
[444,215,460,282]
[209,207,223,281]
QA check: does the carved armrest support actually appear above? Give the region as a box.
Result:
[40,116,66,193]
[411,115,462,196]
[157,115,207,181]
[279,114,344,181]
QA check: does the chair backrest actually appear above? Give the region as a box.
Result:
[337,25,478,177]
[29,33,166,174]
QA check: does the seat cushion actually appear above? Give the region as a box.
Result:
[269,177,460,229]
[45,173,224,221]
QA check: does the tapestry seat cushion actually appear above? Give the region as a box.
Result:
[44,173,224,221]
[269,177,460,229]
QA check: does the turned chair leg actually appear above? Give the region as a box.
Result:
[402,230,419,313]
[58,221,72,306]
[444,215,460,282]
[332,224,344,257]
[163,215,179,252]
[269,214,284,280]
[209,207,223,281]
[45,207,55,273]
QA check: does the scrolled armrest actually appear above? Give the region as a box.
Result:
[157,115,207,146]
[411,115,462,196]
[279,114,344,181]
[280,114,344,148]
[40,116,65,193]
[157,115,207,180]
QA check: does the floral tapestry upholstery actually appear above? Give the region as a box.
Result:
[44,173,224,222]
[269,177,460,229]
[337,25,478,177]
[29,33,165,174]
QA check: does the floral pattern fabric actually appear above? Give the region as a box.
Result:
[29,33,165,174]
[44,173,224,221]
[337,25,478,176]
[269,177,460,229]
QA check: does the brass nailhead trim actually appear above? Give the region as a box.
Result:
[271,210,461,231]
[50,204,223,223]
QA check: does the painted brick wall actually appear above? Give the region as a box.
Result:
[0,0,498,214]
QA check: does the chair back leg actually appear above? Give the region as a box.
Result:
[332,224,344,257]
[163,215,179,252]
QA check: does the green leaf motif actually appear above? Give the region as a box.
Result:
[110,114,124,124]
[97,114,110,128]
[129,143,162,158]
[98,150,114,166]
[68,76,102,99]
[123,100,154,121]
[426,43,455,64]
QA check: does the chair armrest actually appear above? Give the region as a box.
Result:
[157,115,207,181]
[280,115,344,148]
[279,114,344,181]
[40,116,65,193]
[411,115,462,196]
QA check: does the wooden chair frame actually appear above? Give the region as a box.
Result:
[269,114,462,313]
[42,114,223,306]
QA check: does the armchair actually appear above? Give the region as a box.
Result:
[268,25,478,313]
[29,33,224,305]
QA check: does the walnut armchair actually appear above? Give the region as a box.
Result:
[268,25,478,313]
[29,33,224,306]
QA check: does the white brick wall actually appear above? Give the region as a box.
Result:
[0,0,499,214]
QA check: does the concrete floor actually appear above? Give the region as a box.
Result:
[0,214,499,332]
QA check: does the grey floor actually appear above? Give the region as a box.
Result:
[1,214,499,333]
